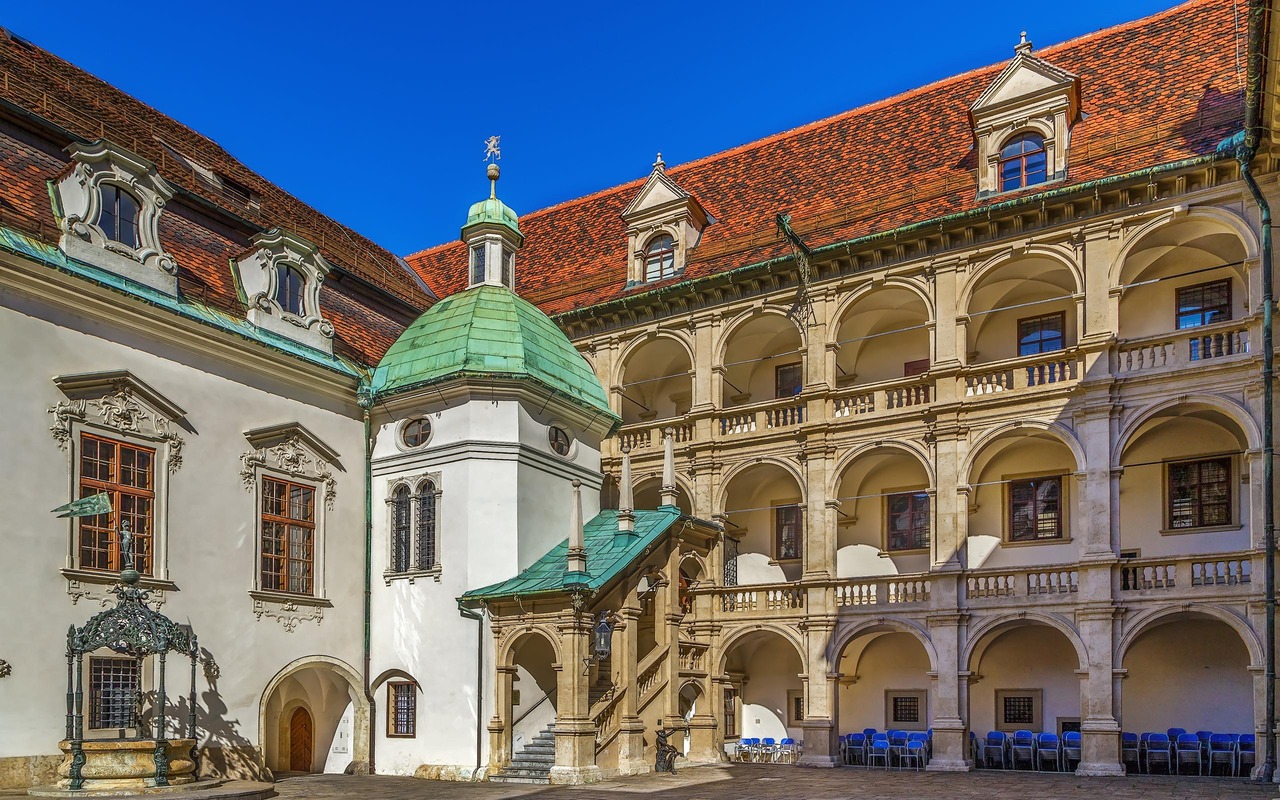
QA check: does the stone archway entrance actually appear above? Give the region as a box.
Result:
[259,656,370,776]
[289,708,314,772]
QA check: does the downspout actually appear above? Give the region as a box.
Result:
[459,603,485,778]
[1238,0,1275,782]
[358,381,377,774]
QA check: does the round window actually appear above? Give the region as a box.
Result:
[402,417,432,448]
[548,426,573,457]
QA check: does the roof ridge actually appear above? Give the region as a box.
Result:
[404,0,1213,262]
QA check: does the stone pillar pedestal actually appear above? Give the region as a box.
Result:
[1077,718,1125,776]
[549,720,603,785]
[615,718,649,776]
[686,715,721,764]
[925,719,972,772]
[797,719,838,767]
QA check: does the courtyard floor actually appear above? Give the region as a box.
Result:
[270,763,1280,800]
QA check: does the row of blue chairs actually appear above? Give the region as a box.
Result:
[1125,731,1255,776]
[972,730,1077,771]
[734,737,801,763]
[841,729,932,769]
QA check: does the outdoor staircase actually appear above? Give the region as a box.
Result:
[491,725,556,784]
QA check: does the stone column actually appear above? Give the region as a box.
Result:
[930,259,963,369]
[931,424,967,570]
[806,289,833,393]
[1075,607,1124,776]
[550,615,602,785]
[798,619,838,767]
[926,609,971,771]
[691,313,717,412]
[614,606,647,775]
[489,664,516,773]
[802,449,833,580]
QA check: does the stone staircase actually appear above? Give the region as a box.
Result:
[490,725,556,784]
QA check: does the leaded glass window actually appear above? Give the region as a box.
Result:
[1008,476,1062,542]
[275,265,306,316]
[416,481,437,571]
[1169,457,1232,529]
[1017,312,1065,357]
[391,485,411,572]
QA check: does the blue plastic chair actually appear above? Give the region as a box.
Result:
[760,737,778,762]
[867,738,891,769]
[1146,733,1172,774]
[888,730,909,766]
[845,733,866,766]
[901,739,927,770]
[1208,734,1236,776]
[863,727,878,738]
[1121,732,1140,772]
[778,737,798,764]
[1239,733,1256,777]
[1010,730,1036,770]
[1062,731,1082,769]
[1167,727,1187,739]
[1036,732,1062,771]
[983,731,1008,769]
[1175,733,1202,775]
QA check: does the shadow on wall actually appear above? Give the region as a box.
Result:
[165,649,269,782]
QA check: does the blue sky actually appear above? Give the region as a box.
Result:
[5,1,1178,256]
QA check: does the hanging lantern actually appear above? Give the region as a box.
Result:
[593,611,612,662]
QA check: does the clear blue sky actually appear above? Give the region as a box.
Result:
[5,1,1178,256]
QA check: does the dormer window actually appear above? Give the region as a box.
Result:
[644,234,677,281]
[275,266,307,316]
[999,132,1048,191]
[55,140,178,296]
[233,228,336,354]
[98,185,140,249]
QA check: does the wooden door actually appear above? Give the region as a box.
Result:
[289,707,313,772]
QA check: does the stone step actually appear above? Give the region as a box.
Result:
[511,752,555,765]
[490,774,549,785]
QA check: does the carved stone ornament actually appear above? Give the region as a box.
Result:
[55,139,179,296]
[0,659,10,678]
[240,423,342,510]
[48,372,186,473]
[252,595,324,632]
[233,228,336,354]
[68,577,166,610]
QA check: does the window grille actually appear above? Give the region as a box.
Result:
[89,657,140,730]
[724,536,739,587]
[416,482,437,571]
[1017,312,1065,356]
[260,476,315,595]
[892,695,920,724]
[1003,695,1035,726]
[79,433,155,574]
[388,682,416,737]
[391,486,411,572]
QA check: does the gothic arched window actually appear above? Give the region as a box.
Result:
[391,485,412,573]
[416,481,437,571]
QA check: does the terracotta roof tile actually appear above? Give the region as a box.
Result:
[406,0,1244,316]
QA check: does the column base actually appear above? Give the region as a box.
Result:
[797,754,838,768]
[1075,761,1127,777]
[548,765,603,785]
[925,758,973,772]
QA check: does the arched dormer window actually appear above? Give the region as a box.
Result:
[415,481,437,571]
[98,185,140,249]
[644,234,676,282]
[391,485,412,573]
[275,265,307,316]
[999,132,1048,192]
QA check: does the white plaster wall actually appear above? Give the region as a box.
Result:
[969,626,1080,735]
[0,287,367,776]
[323,703,354,773]
[1121,620,1252,734]
[731,637,804,743]
[836,632,932,732]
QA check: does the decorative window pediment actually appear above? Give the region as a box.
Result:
[48,370,188,467]
[970,35,1079,196]
[239,422,342,510]
[233,228,336,354]
[55,140,178,295]
[622,154,709,287]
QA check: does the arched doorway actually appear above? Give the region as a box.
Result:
[967,620,1083,739]
[720,628,806,756]
[259,656,370,775]
[289,708,313,772]
[678,682,704,756]
[506,631,559,760]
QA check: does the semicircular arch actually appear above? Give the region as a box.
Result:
[614,330,696,389]
[962,420,1086,484]
[964,612,1088,674]
[716,624,807,676]
[1111,206,1259,288]
[828,440,935,498]
[960,244,1082,316]
[1118,604,1262,667]
[715,306,807,366]
[828,617,938,672]
[1113,393,1261,465]
[715,457,806,514]
[497,626,563,667]
[827,278,936,347]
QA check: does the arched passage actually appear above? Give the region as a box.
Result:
[1120,611,1255,737]
[259,656,369,775]
[967,619,1084,738]
[617,336,693,424]
[964,252,1079,365]
[720,461,806,583]
[719,313,805,407]
[832,284,932,387]
[505,631,559,758]
[833,446,932,578]
[834,624,935,735]
[1117,400,1255,556]
[721,628,806,747]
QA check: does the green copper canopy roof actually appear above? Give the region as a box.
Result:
[461,509,683,601]
[463,196,521,240]
[371,284,617,421]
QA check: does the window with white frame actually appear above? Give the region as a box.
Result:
[385,476,441,581]
[232,228,336,354]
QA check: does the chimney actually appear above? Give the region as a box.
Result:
[566,479,588,577]
[617,446,635,534]
[659,427,678,508]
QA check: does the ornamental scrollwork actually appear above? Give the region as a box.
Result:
[240,433,336,509]
[252,596,324,632]
[48,382,185,472]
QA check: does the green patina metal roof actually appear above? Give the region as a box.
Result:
[463,197,522,239]
[462,508,683,602]
[371,284,617,422]
[0,226,361,378]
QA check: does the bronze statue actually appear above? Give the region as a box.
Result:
[654,726,680,774]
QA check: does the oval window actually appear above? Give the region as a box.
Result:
[402,417,432,448]
[548,426,573,457]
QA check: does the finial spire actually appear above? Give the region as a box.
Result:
[617,446,635,534]
[1015,30,1033,56]
[660,428,678,508]
[567,479,588,576]
[484,135,502,198]
[653,152,665,172]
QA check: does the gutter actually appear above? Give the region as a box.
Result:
[553,153,1226,326]
[358,381,377,774]
[458,602,485,779]
[1236,0,1275,782]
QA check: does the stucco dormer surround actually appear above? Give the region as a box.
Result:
[970,36,1080,197]
[54,139,179,295]
[233,227,336,354]
[621,155,710,287]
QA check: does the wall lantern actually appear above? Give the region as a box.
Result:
[585,611,612,670]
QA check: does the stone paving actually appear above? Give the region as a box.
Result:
[268,763,1280,800]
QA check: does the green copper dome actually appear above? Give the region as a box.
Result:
[463,197,521,239]
[371,285,617,423]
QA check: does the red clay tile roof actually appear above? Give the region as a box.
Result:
[406,0,1245,316]
[0,29,429,365]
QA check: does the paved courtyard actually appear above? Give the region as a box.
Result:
[271,763,1279,800]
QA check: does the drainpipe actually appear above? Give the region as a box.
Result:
[358,381,377,774]
[459,603,485,778]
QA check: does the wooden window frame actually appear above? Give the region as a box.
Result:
[723,686,738,738]
[643,234,677,282]
[774,504,803,562]
[1016,312,1065,357]
[1176,278,1232,330]
[884,690,927,729]
[1166,456,1234,531]
[885,490,930,553]
[998,133,1047,192]
[259,475,317,596]
[774,363,803,399]
[1006,475,1065,544]
[387,681,417,738]
[274,265,307,316]
[995,688,1042,733]
[98,183,140,249]
[78,432,156,575]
